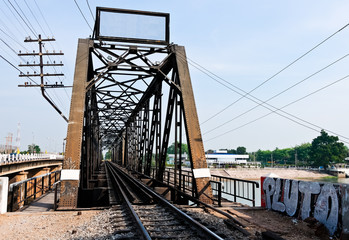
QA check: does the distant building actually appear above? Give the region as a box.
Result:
[167,153,189,166]
[205,150,260,167]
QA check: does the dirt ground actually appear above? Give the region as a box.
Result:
[0,206,335,240]
[221,206,333,240]
[0,210,100,240]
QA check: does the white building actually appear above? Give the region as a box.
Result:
[205,153,249,166]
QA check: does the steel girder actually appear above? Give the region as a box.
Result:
[60,39,213,208]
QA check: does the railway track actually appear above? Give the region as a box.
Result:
[105,161,225,240]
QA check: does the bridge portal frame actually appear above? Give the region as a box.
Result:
[59,8,213,209]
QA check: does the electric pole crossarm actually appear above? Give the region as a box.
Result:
[18,53,64,56]
[24,38,55,42]
[18,34,68,123]
[18,84,71,88]
[19,73,64,77]
[19,63,64,67]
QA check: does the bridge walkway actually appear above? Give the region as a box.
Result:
[20,191,55,212]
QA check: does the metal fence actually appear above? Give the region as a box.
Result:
[8,170,61,211]
[154,168,259,207]
[211,174,259,207]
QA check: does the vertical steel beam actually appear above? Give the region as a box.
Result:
[59,39,91,209]
[173,45,213,204]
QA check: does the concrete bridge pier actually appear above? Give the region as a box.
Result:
[9,171,28,210]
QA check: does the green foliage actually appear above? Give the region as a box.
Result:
[227,149,237,154]
[105,150,111,160]
[27,144,40,154]
[167,142,189,154]
[254,143,312,166]
[236,146,247,154]
[310,130,347,169]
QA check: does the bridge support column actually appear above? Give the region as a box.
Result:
[10,171,28,211]
[0,177,8,214]
[59,38,91,209]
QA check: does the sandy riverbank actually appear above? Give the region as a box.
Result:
[210,168,331,180]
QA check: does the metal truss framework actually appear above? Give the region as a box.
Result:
[59,8,212,209]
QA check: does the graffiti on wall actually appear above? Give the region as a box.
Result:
[261,177,342,235]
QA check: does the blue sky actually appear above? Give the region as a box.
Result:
[1,0,349,153]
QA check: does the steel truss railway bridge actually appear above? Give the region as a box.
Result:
[59,7,224,209]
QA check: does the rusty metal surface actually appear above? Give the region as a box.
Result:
[59,8,214,208]
[173,45,213,203]
[59,39,91,208]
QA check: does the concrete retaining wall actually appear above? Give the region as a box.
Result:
[261,176,349,236]
[0,177,8,214]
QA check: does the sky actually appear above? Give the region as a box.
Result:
[1,0,349,153]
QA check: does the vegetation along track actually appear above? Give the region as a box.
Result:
[105,161,225,239]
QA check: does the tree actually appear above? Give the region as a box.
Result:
[226,149,236,154]
[310,130,347,169]
[294,143,311,165]
[167,142,189,154]
[105,150,111,160]
[28,144,40,154]
[236,146,247,154]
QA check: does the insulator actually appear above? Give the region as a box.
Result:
[33,50,35,53]
[19,50,21,54]
[53,61,55,64]
[46,50,48,53]
[27,62,29,64]
[53,50,55,53]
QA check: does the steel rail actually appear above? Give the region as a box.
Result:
[133,169,251,236]
[107,162,224,240]
[105,162,151,240]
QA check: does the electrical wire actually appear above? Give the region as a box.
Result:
[205,74,349,144]
[86,0,95,21]
[7,0,37,37]
[74,0,93,32]
[0,53,39,85]
[202,53,349,135]
[2,0,31,36]
[194,21,349,125]
[178,53,349,141]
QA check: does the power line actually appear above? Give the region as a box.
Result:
[13,0,37,35]
[194,21,349,125]
[33,0,54,36]
[180,53,349,141]
[7,0,37,36]
[74,0,93,32]
[205,74,349,144]
[2,0,31,36]
[86,0,95,21]
[202,53,349,135]
[0,53,39,85]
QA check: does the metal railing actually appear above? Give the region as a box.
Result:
[0,153,64,165]
[211,174,259,207]
[152,167,259,207]
[8,170,61,211]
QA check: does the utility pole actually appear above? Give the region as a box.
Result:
[18,34,69,122]
[295,150,298,168]
[271,153,273,168]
